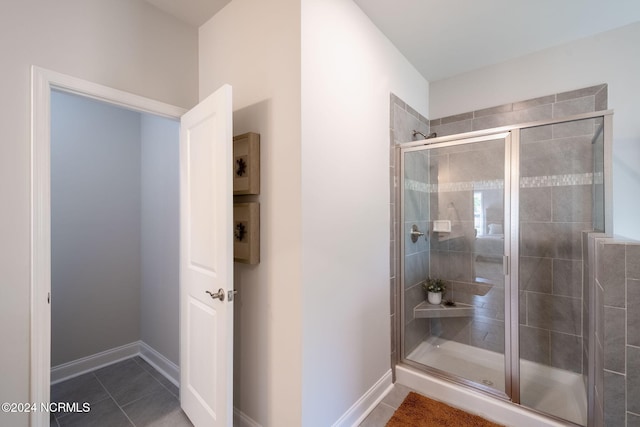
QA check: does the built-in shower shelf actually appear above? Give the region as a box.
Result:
[414,301,475,318]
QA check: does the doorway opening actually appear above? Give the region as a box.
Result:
[30,66,186,427]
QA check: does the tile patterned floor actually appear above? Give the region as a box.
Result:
[358,384,414,426]
[50,356,193,427]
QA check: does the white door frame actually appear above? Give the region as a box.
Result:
[30,66,186,427]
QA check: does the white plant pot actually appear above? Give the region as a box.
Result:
[428,291,442,305]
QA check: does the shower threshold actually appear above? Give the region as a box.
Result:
[407,338,587,426]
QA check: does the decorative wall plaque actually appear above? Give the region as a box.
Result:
[233,132,260,195]
[233,202,260,264]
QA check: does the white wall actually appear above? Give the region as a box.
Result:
[430,22,640,240]
[0,1,195,422]
[140,114,180,365]
[51,91,142,366]
[301,0,428,425]
[199,0,302,425]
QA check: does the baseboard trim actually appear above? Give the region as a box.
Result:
[234,407,263,427]
[138,341,179,386]
[51,341,180,387]
[333,370,393,427]
[51,341,140,384]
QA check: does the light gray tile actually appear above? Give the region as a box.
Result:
[434,317,472,344]
[448,252,473,283]
[381,384,413,409]
[57,397,133,427]
[390,93,405,110]
[557,84,606,101]
[394,104,427,143]
[474,103,512,118]
[628,244,640,280]
[449,145,504,182]
[595,85,608,111]
[470,318,505,353]
[550,332,582,373]
[553,259,583,298]
[431,119,473,137]
[359,402,395,427]
[440,111,473,124]
[521,222,588,260]
[520,135,593,177]
[629,279,640,347]
[430,118,441,126]
[404,253,427,288]
[520,257,553,294]
[520,187,551,222]
[555,222,592,261]
[520,124,553,143]
[520,325,550,364]
[604,307,626,373]
[551,118,595,139]
[404,318,429,354]
[406,103,421,120]
[404,221,429,256]
[604,370,626,427]
[527,293,582,335]
[430,190,473,222]
[404,283,426,325]
[553,96,595,118]
[630,346,640,414]
[122,388,192,427]
[51,373,109,406]
[94,359,164,406]
[628,412,640,427]
[552,185,593,223]
[513,94,556,111]
[597,242,626,308]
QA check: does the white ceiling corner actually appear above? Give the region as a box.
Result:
[143,0,231,27]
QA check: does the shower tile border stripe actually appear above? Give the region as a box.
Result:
[405,172,602,193]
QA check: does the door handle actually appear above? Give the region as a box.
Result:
[206,288,225,301]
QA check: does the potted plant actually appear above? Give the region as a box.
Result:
[423,277,447,305]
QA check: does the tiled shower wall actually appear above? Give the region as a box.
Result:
[389,94,429,368]
[588,235,640,427]
[390,84,608,374]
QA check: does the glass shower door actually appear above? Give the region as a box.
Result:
[402,133,510,396]
[517,117,603,426]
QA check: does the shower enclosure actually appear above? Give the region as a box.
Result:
[397,111,611,426]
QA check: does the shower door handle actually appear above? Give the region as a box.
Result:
[503,255,509,275]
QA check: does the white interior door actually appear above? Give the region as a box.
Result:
[180,84,234,427]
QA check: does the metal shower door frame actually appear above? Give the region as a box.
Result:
[396,109,613,414]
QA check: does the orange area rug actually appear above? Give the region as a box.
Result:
[386,392,504,427]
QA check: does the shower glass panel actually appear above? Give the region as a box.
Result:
[518,117,603,426]
[402,135,508,395]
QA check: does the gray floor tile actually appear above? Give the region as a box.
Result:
[94,359,165,406]
[57,397,133,427]
[133,357,180,398]
[381,384,412,409]
[51,372,110,406]
[359,402,395,427]
[122,388,192,427]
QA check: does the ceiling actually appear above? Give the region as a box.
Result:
[144,0,640,82]
[144,0,231,27]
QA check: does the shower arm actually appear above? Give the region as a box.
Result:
[412,130,437,140]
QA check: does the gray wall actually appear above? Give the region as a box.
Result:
[51,91,142,365]
[389,94,430,363]
[424,85,607,375]
[51,92,180,367]
[0,2,196,419]
[140,114,180,365]
[587,234,640,427]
